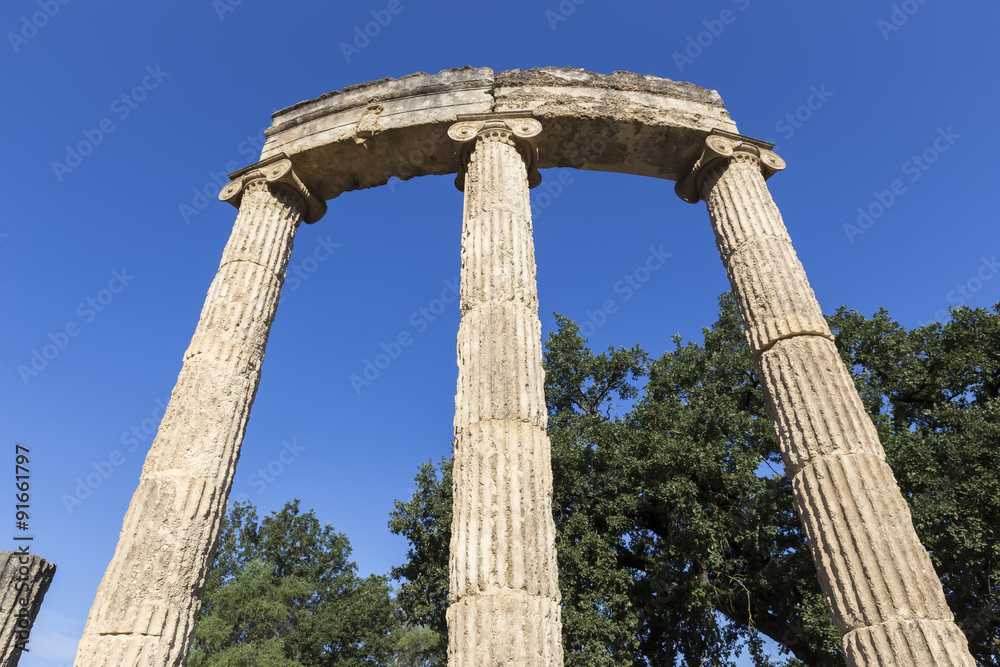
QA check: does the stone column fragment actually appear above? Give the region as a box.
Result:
[676,131,975,666]
[1,551,56,666]
[447,115,564,666]
[75,156,325,667]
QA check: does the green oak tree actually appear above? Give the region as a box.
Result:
[389,294,999,666]
[189,499,400,666]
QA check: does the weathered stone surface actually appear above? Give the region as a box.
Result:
[454,304,547,431]
[1,551,55,666]
[699,146,831,357]
[794,453,954,629]
[74,160,322,667]
[261,67,737,199]
[446,592,563,666]
[758,336,885,476]
[81,68,973,667]
[688,134,975,666]
[448,117,563,665]
[844,620,976,666]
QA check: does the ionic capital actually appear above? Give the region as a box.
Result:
[675,130,786,204]
[449,112,543,191]
[220,154,327,224]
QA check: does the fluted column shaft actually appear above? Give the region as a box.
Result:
[75,157,324,667]
[677,132,974,666]
[447,116,564,666]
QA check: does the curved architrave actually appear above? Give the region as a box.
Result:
[78,65,976,667]
[259,67,739,201]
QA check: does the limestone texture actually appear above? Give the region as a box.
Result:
[77,69,974,667]
[685,132,975,666]
[447,116,564,665]
[74,158,323,666]
[1,551,56,666]
[262,67,737,200]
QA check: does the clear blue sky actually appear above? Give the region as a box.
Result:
[2,1,997,664]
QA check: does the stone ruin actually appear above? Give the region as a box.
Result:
[1,551,56,666]
[72,67,976,666]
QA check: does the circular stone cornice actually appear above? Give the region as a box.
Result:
[256,67,741,202]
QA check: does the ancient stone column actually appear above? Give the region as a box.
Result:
[75,156,325,667]
[1,551,56,665]
[446,115,564,666]
[676,131,974,666]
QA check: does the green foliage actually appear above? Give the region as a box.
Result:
[190,500,400,666]
[545,297,841,666]
[393,625,442,667]
[388,461,451,667]
[389,295,999,666]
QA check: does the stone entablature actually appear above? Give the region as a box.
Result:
[259,67,738,200]
[74,67,976,667]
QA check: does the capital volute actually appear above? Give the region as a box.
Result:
[449,112,543,191]
[675,130,786,204]
[220,154,327,224]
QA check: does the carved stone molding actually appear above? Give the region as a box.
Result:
[449,112,543,191]
[675,129,786,204]
[220,153,327,224]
